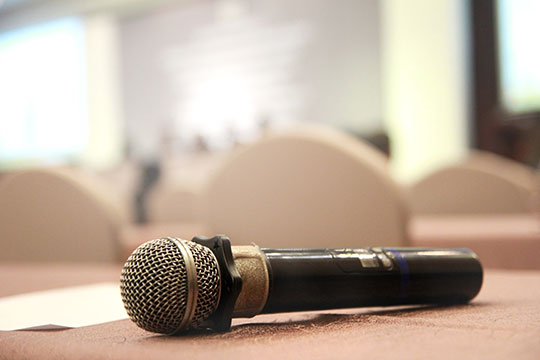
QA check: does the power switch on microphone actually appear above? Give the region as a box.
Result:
[371,248,394,270]
[330,249,383,273]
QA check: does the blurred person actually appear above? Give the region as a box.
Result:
[129,119,165,224]
[134,157,161,224]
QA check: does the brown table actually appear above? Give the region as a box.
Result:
[1,263,539,360]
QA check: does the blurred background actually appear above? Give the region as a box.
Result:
[0,0,538,267]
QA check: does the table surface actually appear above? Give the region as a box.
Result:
[1,263,540,360]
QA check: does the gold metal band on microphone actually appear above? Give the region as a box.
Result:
[231,245,270,317]
[168,237,198,333]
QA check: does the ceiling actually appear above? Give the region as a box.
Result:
[0,0,180,33]
[0,0,47,13]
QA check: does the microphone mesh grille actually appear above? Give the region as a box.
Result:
[184,240,222,326]
[120,238,220,334]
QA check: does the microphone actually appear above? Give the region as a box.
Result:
[120,235,483,335]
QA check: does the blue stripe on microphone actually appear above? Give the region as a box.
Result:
[386,249,410,299]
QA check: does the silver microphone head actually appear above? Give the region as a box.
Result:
[120,237,221,334]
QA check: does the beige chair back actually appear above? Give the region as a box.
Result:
[147,184,204,223]
[202,126,408,248]
[0,167,126,262]
[409,151,537,215]
[146,153,228,223]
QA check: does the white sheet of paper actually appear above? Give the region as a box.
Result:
[0,283,128,331]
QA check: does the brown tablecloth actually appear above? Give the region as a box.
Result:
[1,263,539,360]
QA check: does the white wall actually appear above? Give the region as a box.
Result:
[382,0,471,183]
[1,0,472,176]
[81,14,124,169]
[119,0,383,154]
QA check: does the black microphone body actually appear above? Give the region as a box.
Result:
[120,235,483,335]
[261,247,482,314]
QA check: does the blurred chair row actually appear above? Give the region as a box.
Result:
[0,126,538,269]
[0,167,127,262]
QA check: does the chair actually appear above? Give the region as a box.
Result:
[145,152,229,223]
[0,167,127,262]
[200,126,408,248]
[408,151,537,215]
[407,151,540,270]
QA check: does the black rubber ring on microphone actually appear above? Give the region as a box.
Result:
[192,235,243,332]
